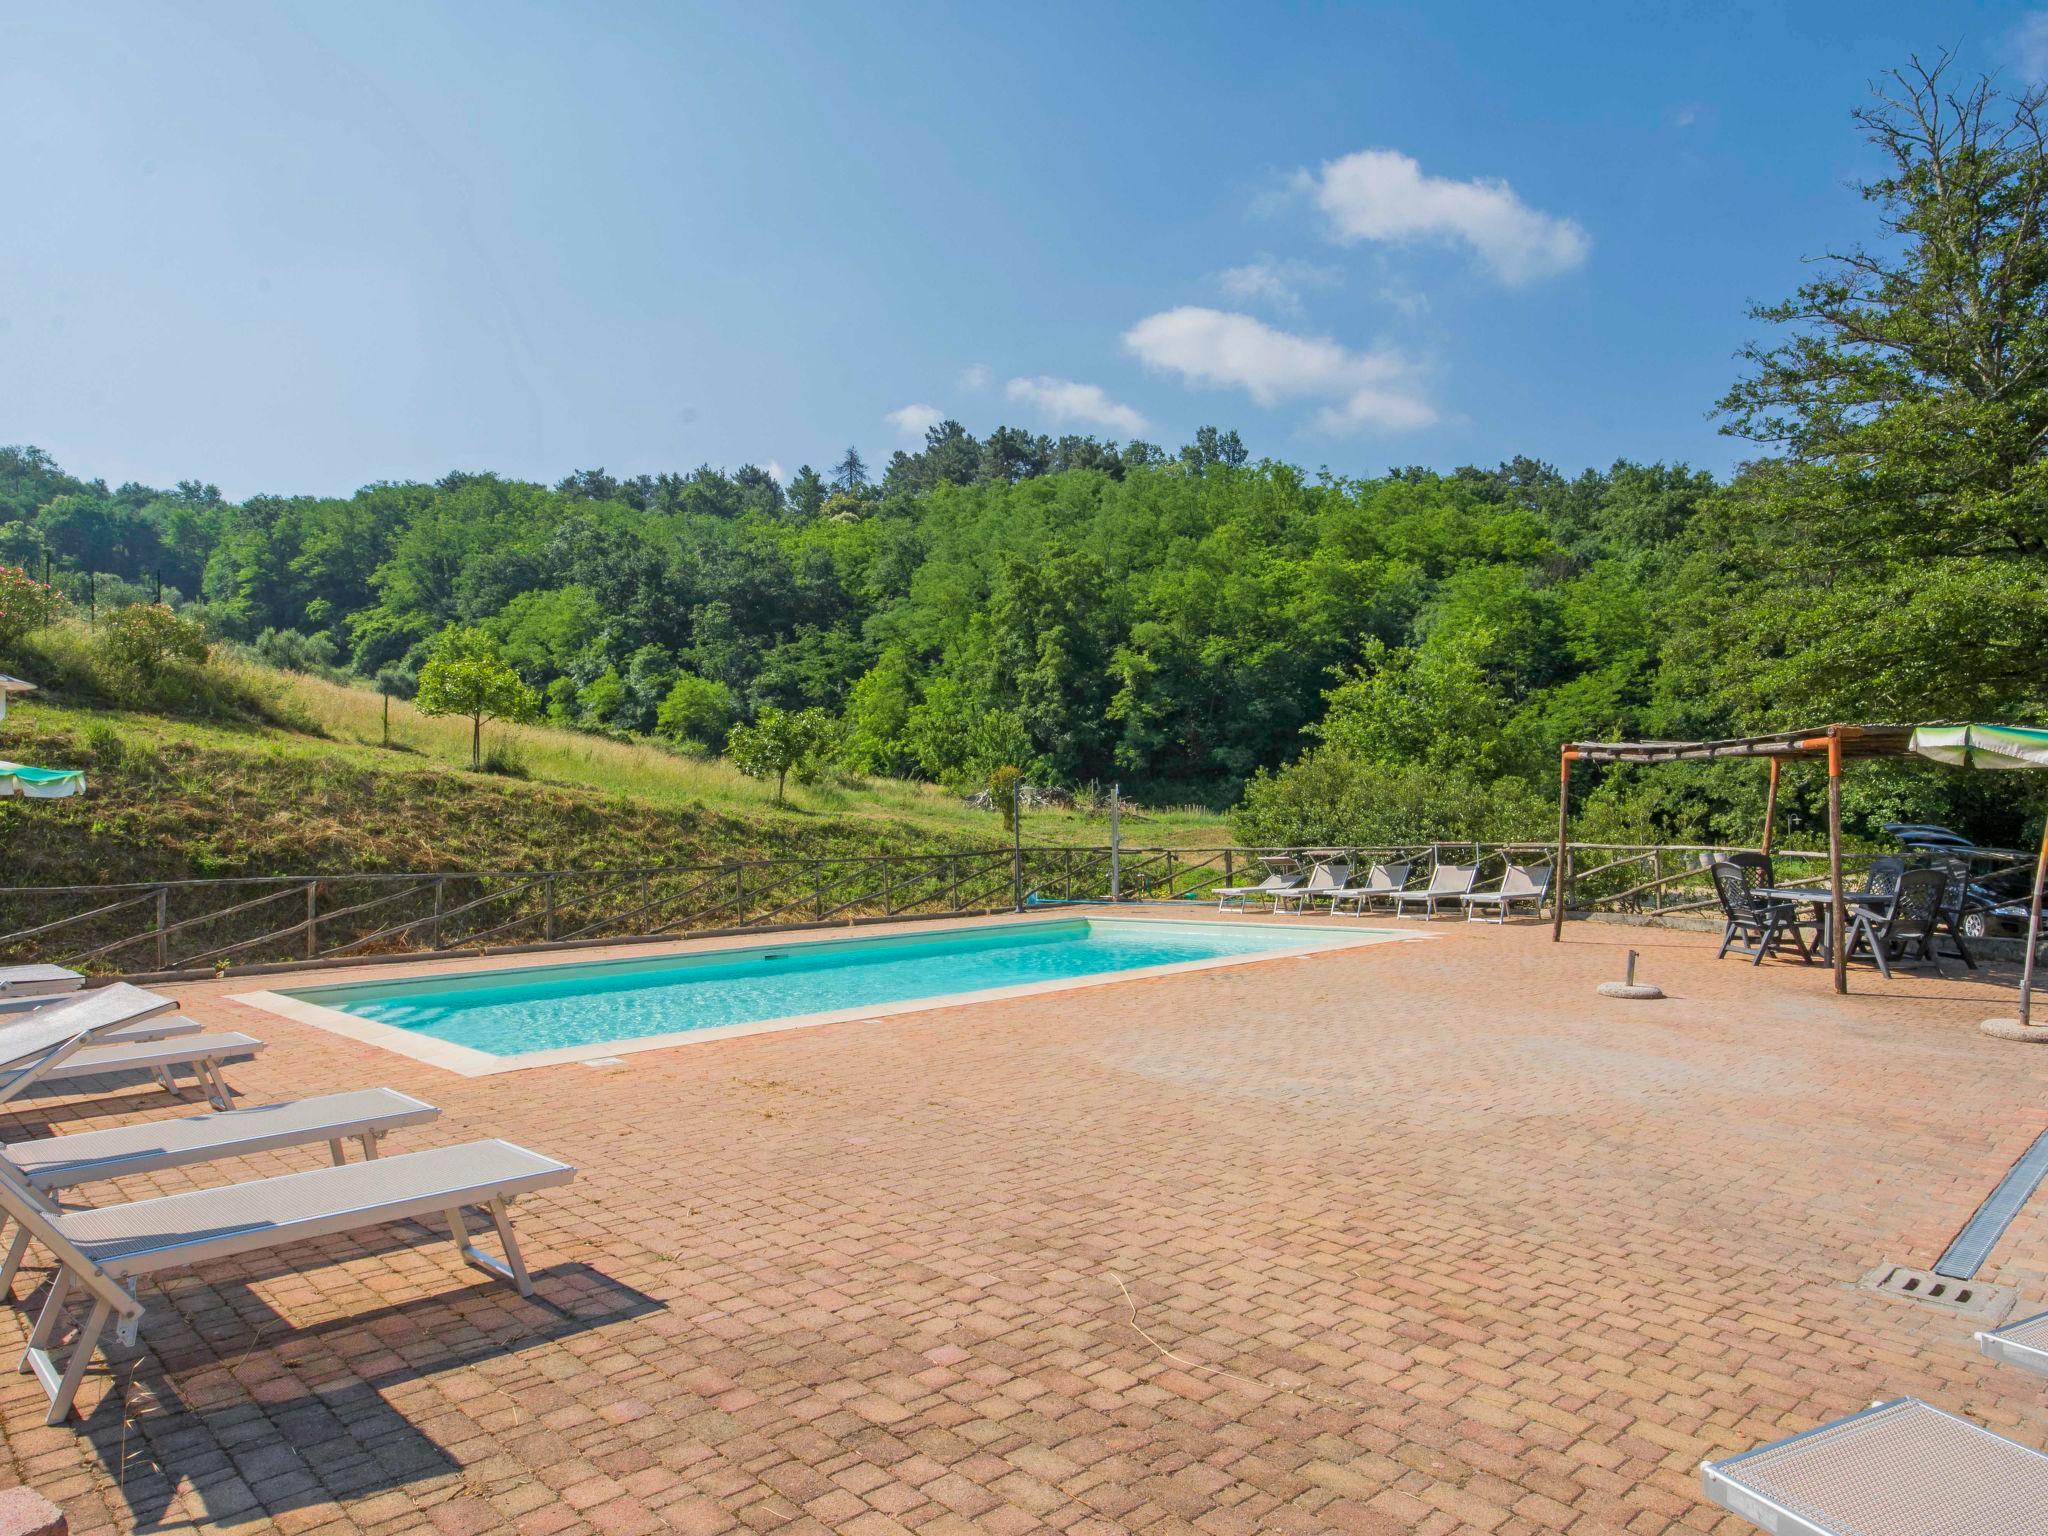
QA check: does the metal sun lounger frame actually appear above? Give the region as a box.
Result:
[1460,863,1552,923]
[1390,862,1480,919]
[0,1137,575,1422]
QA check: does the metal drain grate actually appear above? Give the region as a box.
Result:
[1859,1263,2017,1323]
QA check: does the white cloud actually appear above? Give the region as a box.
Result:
[1298,148,1589,284]
[885,403,944,443]
[1003,376,1150,436]
[762,460,786,483]
[1214,257,1339,317]
[2017,12,2048,79]
[1122,306,1433,433]
[957,363,992,391]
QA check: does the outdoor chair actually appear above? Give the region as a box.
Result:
[0,966,82,1000]
[1215,863,1303,911]
[0,983,197,1043]
[1328,861,1412,915]
[1390,862,1479,919]
[1861,855,1905,897]
[1702,1398,2048,1536]
[0,1138,575,1422]
[0,1089,443,1294]
[1841,866,1947,978]
[1460,863,1552,923]
[1924,854,1978,970]
[1978,1308,2048,1377]
[1710,859,1810,965]
[0,987,264,1112]
[1274,859,1351,913]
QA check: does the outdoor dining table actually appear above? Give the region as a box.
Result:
[1754,885,1893,965]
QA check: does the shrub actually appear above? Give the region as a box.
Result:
[1233,747,1551,848]
[654,672,735,751]
[96,603,209,684]
[249,626,342,676]
[0,566,65,649]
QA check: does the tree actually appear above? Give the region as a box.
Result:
[654,671,736,750]
[786,465,827,521]
[414,625,540,767]
[832,446,868,492]
[726,705,836,804]
[1711,54,2048,722]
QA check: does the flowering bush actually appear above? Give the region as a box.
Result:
[95,603,209,683]
[0,566,65,649]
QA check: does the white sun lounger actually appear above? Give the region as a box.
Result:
[0,1023,266,1112]
[0,965,83,999]
[1274,860,1351,914]
[1461,863,1552,923]
[0,982,197,1044]
[1390,862,1479,919]
[0,1088,443,1295]
[0,1139,574,1421]
[1976,1308,2048,1376]
[1700,1397,2048,1536]
[1215,862,1303,911]
[1328,861,1412,915]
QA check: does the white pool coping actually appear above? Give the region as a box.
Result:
[231,911,1430,1075]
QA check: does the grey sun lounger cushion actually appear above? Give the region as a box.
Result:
[1699,1397,2048,1536]
[0,1031,265,1111]
[2,1088,440,1192]
[1976,1308,2048,1376]
[0,1138,575,1421]
[0,965,83,999]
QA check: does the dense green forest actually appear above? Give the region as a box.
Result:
[3,58,2045,852]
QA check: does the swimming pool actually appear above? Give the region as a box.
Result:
[239,916,1410,1073]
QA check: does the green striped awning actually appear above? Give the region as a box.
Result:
[1910,724,2048,770]
[0,761,85,798]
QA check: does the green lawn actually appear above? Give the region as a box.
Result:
[0,670,1230,889]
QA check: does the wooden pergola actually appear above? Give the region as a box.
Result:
[1551,724,1918,993]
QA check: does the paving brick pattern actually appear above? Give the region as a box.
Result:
[1,914,2045,1533]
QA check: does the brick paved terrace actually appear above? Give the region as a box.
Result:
[2,913,2045,1535]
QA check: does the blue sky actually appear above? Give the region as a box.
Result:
[5,1,2046,498]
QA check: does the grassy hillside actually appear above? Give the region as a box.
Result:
[0,665,1228,891]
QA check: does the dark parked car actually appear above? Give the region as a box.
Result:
[1880,823,2036,939]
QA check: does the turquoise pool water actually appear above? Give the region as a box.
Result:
[284,918,1356,1057]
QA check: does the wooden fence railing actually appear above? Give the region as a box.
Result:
[0,840,2027,982]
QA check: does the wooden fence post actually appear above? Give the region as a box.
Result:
[154,886,169,971]
[304,881,318,960]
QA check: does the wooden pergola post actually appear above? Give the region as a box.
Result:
[1761,756,1780,858]
[1551,748,1574,942]
[1826,729,1847,995]
[2020,815,2048,1029]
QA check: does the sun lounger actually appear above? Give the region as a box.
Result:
[1977,1308,2048,1376]
[0,1028,265,1112]
[1390,862,1479,919]
[0,982,197,1044]
[1461,863,1552,923]
[0,1138,575,1421]
[0,965,82,999]
[1274,860,1351,913]
[1328,861,1412,915]
[1215,857,1303,911]
[1699,1397,2048,1536]
[0,1088,443,1294]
